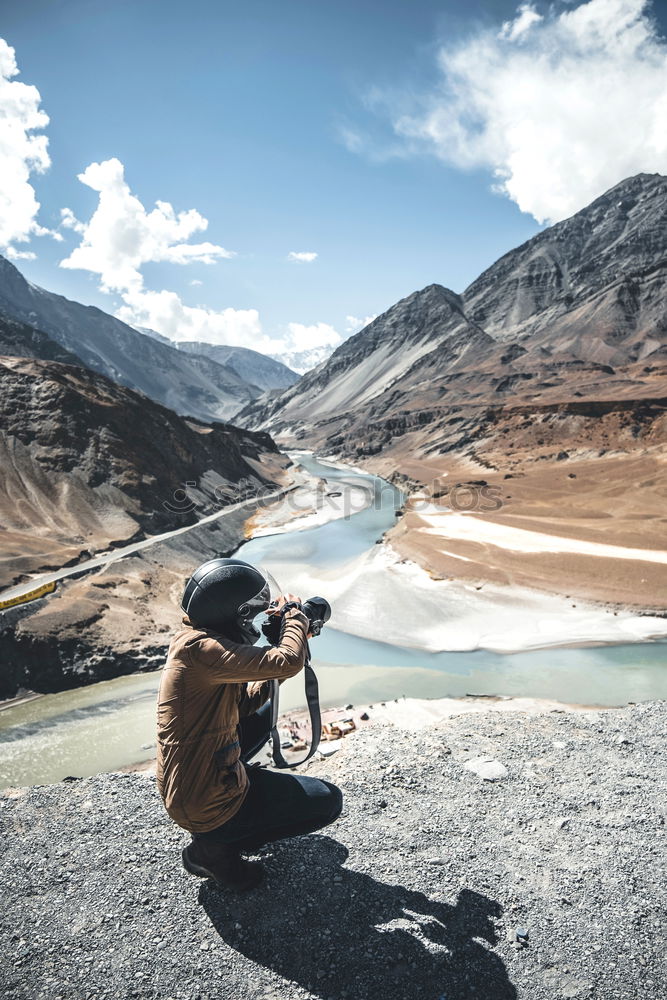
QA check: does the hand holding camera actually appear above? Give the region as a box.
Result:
[261,593,331,644]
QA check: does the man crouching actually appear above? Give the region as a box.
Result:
[156,557,343,891]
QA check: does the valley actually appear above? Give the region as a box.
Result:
[240,174,667,613]
[0,172,665,711]
[2,454,665,790]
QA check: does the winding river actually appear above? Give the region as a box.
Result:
[1,454,665,788]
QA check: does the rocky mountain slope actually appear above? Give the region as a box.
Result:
[240,174,667,457]
[0,354,290,592]
[0,256,269,422]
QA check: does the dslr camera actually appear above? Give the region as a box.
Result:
[261,596,331,645]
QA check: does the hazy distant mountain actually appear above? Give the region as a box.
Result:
[134,325,172,345]
[269,345,333,376]
[137,328,299,391]
[239,173,667,459]
[0,256,266,423]
[177,341,299,392]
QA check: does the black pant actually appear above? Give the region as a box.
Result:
[194,703,343,851]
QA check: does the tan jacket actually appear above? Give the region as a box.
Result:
[156,607,308,833]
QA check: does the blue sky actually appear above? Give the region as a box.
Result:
[2,0,667,368]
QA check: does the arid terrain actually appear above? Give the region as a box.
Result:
[0,460,331,699]
[381,405,667,610]
[2,173,666,702]
[0,314,302,697]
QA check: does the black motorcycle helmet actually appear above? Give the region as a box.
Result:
[181,557,271,644]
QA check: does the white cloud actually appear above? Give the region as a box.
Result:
[287,251,318,262]
[499,3,543,41]
[60,206,86,234]
[5,247,36,261]
[117,288,264,348]
[190,278,203,286]
[389,0,667,223]
[345,314,377,333]
[60,158,234,292]
[287,321,341,352]
[0,38,52,256]
[58,157,265,349]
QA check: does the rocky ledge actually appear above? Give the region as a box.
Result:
[1,700,665,1000]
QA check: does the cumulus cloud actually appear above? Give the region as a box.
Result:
[58,158,343,367]
[499,3,543,41]
[287,250,318,262]
[116,289,264,348]
[58,158,268,347]
[0,38,52,255]
[345,314,377,333]
[60,206,85,234]
[60,158,234,292]
[286,321,341,352]
[389,0,667,223]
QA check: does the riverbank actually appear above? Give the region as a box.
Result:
[2,699,665,999]
[0,454,356,700]
[248,455,667,654]
[245,452,374,537]
[262,533,667,654]
[120,693,603,777]
[359,447,667,614]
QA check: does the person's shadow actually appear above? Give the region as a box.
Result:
[199,835,517,1000]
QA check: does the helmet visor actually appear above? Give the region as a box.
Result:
[242,579,271,618]
[238,565,281,625]
[258,566,282,604]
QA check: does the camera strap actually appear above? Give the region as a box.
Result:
[268,646,322,769]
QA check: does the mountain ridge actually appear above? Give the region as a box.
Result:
[0,256,275,423]
[238,173,667,454]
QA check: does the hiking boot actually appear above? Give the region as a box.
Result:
[182,839,264,891]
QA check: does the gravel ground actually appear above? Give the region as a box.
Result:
[1,701,665,1000]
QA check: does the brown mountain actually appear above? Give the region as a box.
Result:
[0,354,290,593]
[0,350,295,697]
